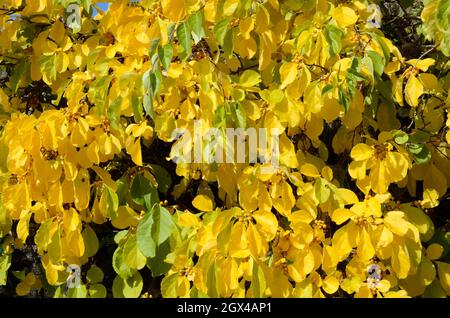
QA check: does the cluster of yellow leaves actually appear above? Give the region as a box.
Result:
[0,0,449,298]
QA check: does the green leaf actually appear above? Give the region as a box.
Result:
[314,178,330,204]
[131,90,143,121]
[322,84,334,95]
[80,0,92,14]
[141,95,152,120]
[423,279,447,298]
[437,0,450,30]
[0,254,11,286]
[87,265,104,284]
[149,38,160,58]
[413,145,432,164]
[324,24,343,56]
[39,54,57,82]
[107,97,122,130]
[149,164,172,194]
[12,269,25,281]
[158,44,173,71]
[105,185,119,216]
[376,80,393,102]
[223,28,234,56]
[147,239,171,277]
[230,102,246,129]
[401,204,435,242]
[88,75,112,116]
[392,130,409,144]
[142,71,152,119]
[214,19,229,46]
[88,284,107,298]
[372,33,390,65]
[361,56,374,83]
[151,205,174,246]
[130,174,159,210]
[207,260,219,297]
[112,246,133,279]
[188,11,206,44]
[409,130,431,144]
[407,143,424,155]
[114,230,128,245]
[177,22,192,61]
[149,70,162,97]
[250,262,266,297]
[10,59,29,94]
[137,204,174,258]
[67,285,88,298]
[112,271,143,298]
[429,228,450,260]
[82,225,99,258]
[214,105,226,128]
[167,23,177,40]
[338,87,350,113]
[346,58,365,82]
[367,51,384,78]
[123,234,147,270]
[136,210,156,258]
[161,273,178,298]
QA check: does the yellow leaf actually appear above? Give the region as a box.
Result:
[300,163,320,178]
[418,73,440,90]
[332,224,354,260]
[392,241,411,279]
[239,70,261,87]
[192,194,214,212]
[426,244,444,261]
[405,75,424,107]
[422,188,439,208]
[92,166,117,192]
[336,189,359,205]
[126,137,142,166]
[280,63,298,89]
[230,221,249,258]
[279,133,299,168]
[321,166,333,182]
[177,212,200,228]
[16,281,30,296]
[357,226,375,261]
[253,210,278,240]
[350,143,373,161]
[436,262,450,295]
[111,206,139,229]
[223,0,239,16]
[407,58,435,72]
[348,160,367,180]
[17,211,32,243]
[341,276,362,294]
[161,0,186,22]
[63,208,81,233]
[82,225,99,258]
[332,208,353,225]
[332,6,358,28]
[322,275,340,295]
[65,230,85,258]
[383,211,411,237]
[247,222,265,257]
[239,16,254,39]
[377,279,391,293]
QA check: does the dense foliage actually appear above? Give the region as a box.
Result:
[0,0,449,298]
